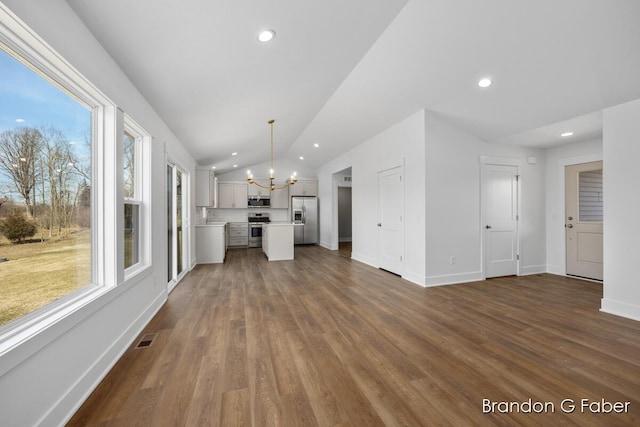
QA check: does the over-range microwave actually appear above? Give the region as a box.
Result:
[248,196,270,208]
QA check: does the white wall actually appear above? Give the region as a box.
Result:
[0,1,195,425]
[543,139,603,275]
[424,111,546,285]
[601,98,640,321]
[317,110,426,285]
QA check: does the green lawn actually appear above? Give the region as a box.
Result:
[0,229,91,327]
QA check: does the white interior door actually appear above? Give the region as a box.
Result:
[482,164,519,278]
[378,166,404,275]
[565,161,603,280]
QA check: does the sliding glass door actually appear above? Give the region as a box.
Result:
[167,162,188,291]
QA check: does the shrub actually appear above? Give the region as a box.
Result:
[0,214,37,243]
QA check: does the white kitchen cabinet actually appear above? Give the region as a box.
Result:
[289,179,317,197]
[228,222,248,247]
[195,169,216,207]
[248,180,270,197]
[195,223,227,263]
[270,186,289,209]
[217,182,248,208]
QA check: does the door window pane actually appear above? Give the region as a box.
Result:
[578,169,603,222]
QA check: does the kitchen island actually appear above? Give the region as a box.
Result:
[195,222,228,263]
[262,222,294,261]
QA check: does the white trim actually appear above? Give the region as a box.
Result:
[0,3,119,351]
[601,298,640,322]
[519,265,548,276]
[402,270,426,287]
[351,252,378,268]
[123,115,152,279]
[425,271,484,287]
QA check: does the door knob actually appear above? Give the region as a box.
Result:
[567,224,573,228]
[485,225,492,229]
[377,223,382,227]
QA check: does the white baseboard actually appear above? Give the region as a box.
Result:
[338,237,352,242]
[546,264,565,276]
[319,241,337,250]
[53,291,166,427]
[351,252,377,268]
[600,298,640,322]
[402,271,426,287]
[425,271,483,287]
[519,264,547,276]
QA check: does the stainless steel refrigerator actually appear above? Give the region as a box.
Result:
[291,196,318,244]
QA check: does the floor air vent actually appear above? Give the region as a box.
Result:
[135,333,158,349]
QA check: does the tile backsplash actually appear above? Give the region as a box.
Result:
[204,208,289,224]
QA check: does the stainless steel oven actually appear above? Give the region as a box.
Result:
[248,213,270,247]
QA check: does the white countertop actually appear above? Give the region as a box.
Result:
[263,222,294,227]
[196,222,227,227]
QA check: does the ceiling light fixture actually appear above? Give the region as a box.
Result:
[478,78,492,88]
[258,29,276,42]
[561,132,574,137]
[233,164,238,168]
[247,119,297,190]
[314,143,319,148]
[232,152,238,156]
[299,156,304,160]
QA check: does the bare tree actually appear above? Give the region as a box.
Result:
[39,126,79,235]
[0,128,41,217]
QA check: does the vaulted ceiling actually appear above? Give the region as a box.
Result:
[66,0,640,173]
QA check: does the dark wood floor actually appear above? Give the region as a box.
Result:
[68,246,640,426]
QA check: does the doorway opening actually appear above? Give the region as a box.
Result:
[338,185,352,258]
[332,167,353,255]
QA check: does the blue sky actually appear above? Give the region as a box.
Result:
[0,48,90,143]
[1,48,91,195]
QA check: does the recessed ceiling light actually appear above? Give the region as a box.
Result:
[299,156,304,160]
[233,164,238,168]
[478,78,492,88]
[313,143,319,148]
[561,132,574,137]
[211,166,216,169]
[258,29,276,42]
[232,152,238,156]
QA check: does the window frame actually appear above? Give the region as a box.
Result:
[122,115,151,277]
[0,4,148,359]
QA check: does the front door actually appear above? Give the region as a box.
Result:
[378,166,404,275]
[565,161,603,280]
[482,164,519,278]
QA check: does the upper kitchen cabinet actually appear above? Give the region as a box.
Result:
[195,169,216,207]
[289,179,318,197]
[218,182,248,209]
[270,186,289,209]
[247,180,270,197]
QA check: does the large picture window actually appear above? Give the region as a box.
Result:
[0,5,148,343]
[0,46,92,328]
